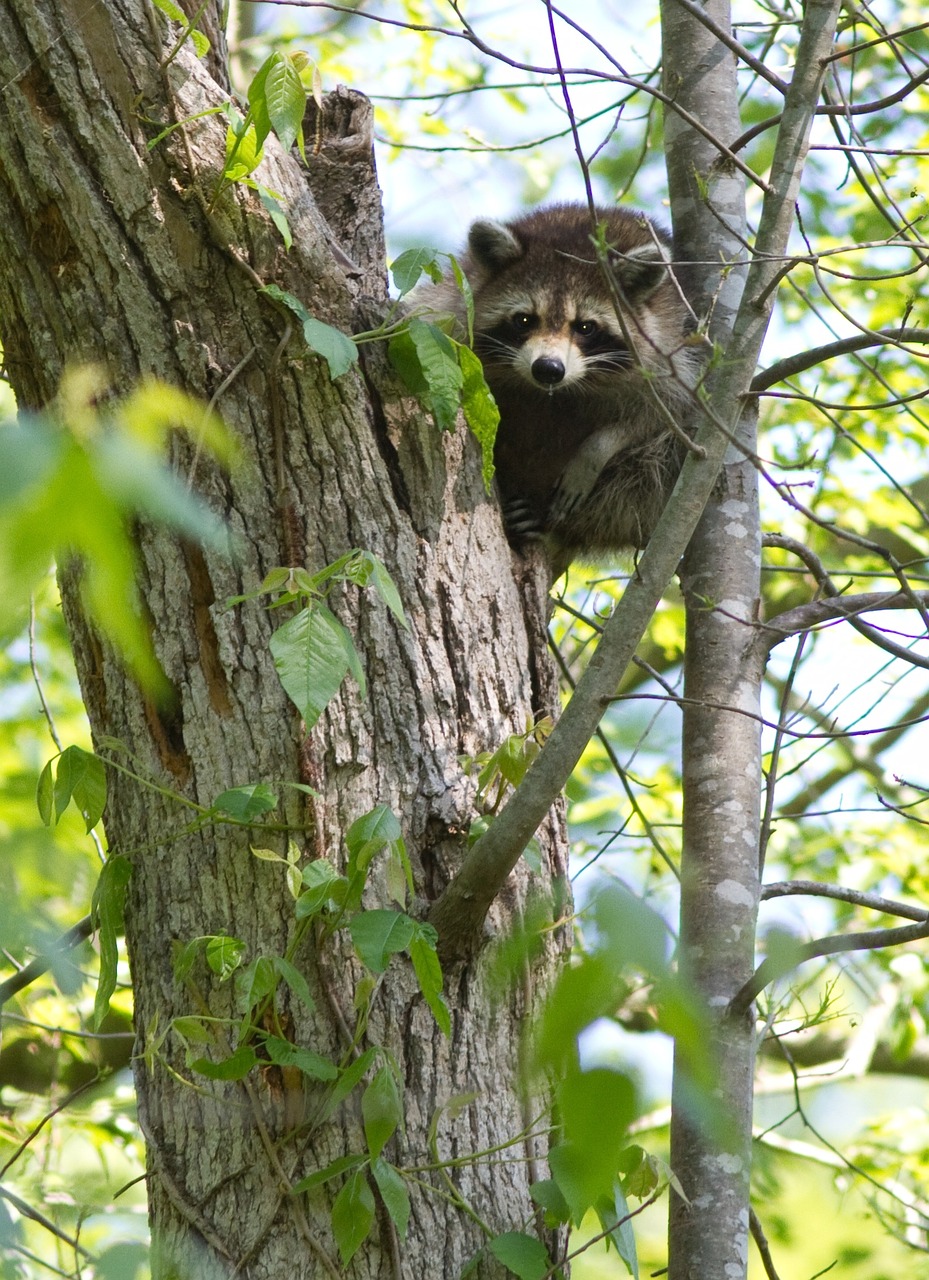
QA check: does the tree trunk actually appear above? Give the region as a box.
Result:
[661,0,842,1274]
[660,3,758,1275]
[0,5,569,1277]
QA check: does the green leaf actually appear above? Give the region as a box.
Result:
[459,343,498,489]
[488,1232,551,1280]
[291,1153,366,1194]
[592,887,672,977]
[322,1045,378,1122]
[258,184,293,250]
[0,390,232,691]
[96,1241,149,1280]
[558,1064,637,1205]
[91,855,131,1028]
[36,758,54,826]
[260,284,359,379]
[250,845,287,863]
[388,319,463,430]
[173,937,203,984]
[596,1181,639,1277]
[301,316,359,380]
[534,953,628,1073]
[263,1035,337,1080]
[296,859,347,919]
[262,55,307,153]
[358,552,408,628]
[151,0,209,56]
[346,805,403,881]
[270,604,364,729]
[190,1045,257,1080]
[235,955,278,1014]
[549,1142,597,1224]
[53,744,107,831]
[385,840,411,908]
[247,53,280,148]
[224,118,263,182]
[390,247,443,296]
[96,434,228,547]
[362,1065,403,1159]
[349,910,414,974]
[117,378,237,466]
[270,956,315,1012]
[205,934,247,980]
[212,783,278,820]
[331,1170,375,1266]
[171,1016,213,1044]
[450,255,475,343]
[151,0,187,21]
[529,1179,571,1226]
[409,924,450,1036]
[371,1158,411,1239]
[0,410,60,506]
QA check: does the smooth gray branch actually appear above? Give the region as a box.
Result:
[752,326,929,392]
[762,879,929,922]
[730,917,929,1018]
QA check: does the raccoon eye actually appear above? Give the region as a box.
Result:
[572,320,600,337]
[512,312,536,329]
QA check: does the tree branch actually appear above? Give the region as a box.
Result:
[731,65,929,153]
[429,405,732,960]
[0,915,94,1007]
[751,327,929,392]
[762,880,929,922]
[761,534,929,666]
[670,0,788,94]
[730,917,929,1019]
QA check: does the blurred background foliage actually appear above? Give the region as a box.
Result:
[3,0,929,1276]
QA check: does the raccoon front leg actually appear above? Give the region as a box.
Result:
[547,426,634,529]
[500,492,549,542]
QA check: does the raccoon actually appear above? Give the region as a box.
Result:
[421,203,700,576]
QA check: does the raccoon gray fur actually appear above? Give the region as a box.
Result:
[419,203,700,576]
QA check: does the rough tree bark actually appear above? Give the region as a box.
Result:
[0,4,569,1277]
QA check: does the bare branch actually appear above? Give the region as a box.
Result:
[761,534,929,666]
[762,880,929,922]
[752,327,929,392]
[729,917,929,1019]
[731,65,929,153]
[750,1208,786,1280]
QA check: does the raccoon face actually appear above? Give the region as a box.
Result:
[474,295,637,391]
[467,208,681,394]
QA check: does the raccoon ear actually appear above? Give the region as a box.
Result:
[468,219,524,270]
[613,243,669,299]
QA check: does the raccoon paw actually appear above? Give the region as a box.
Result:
[501,496,547,543]
[547,480,587,529]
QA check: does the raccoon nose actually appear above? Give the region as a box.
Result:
[531,356,566,386]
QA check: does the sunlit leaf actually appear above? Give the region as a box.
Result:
[270,604,365,729]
